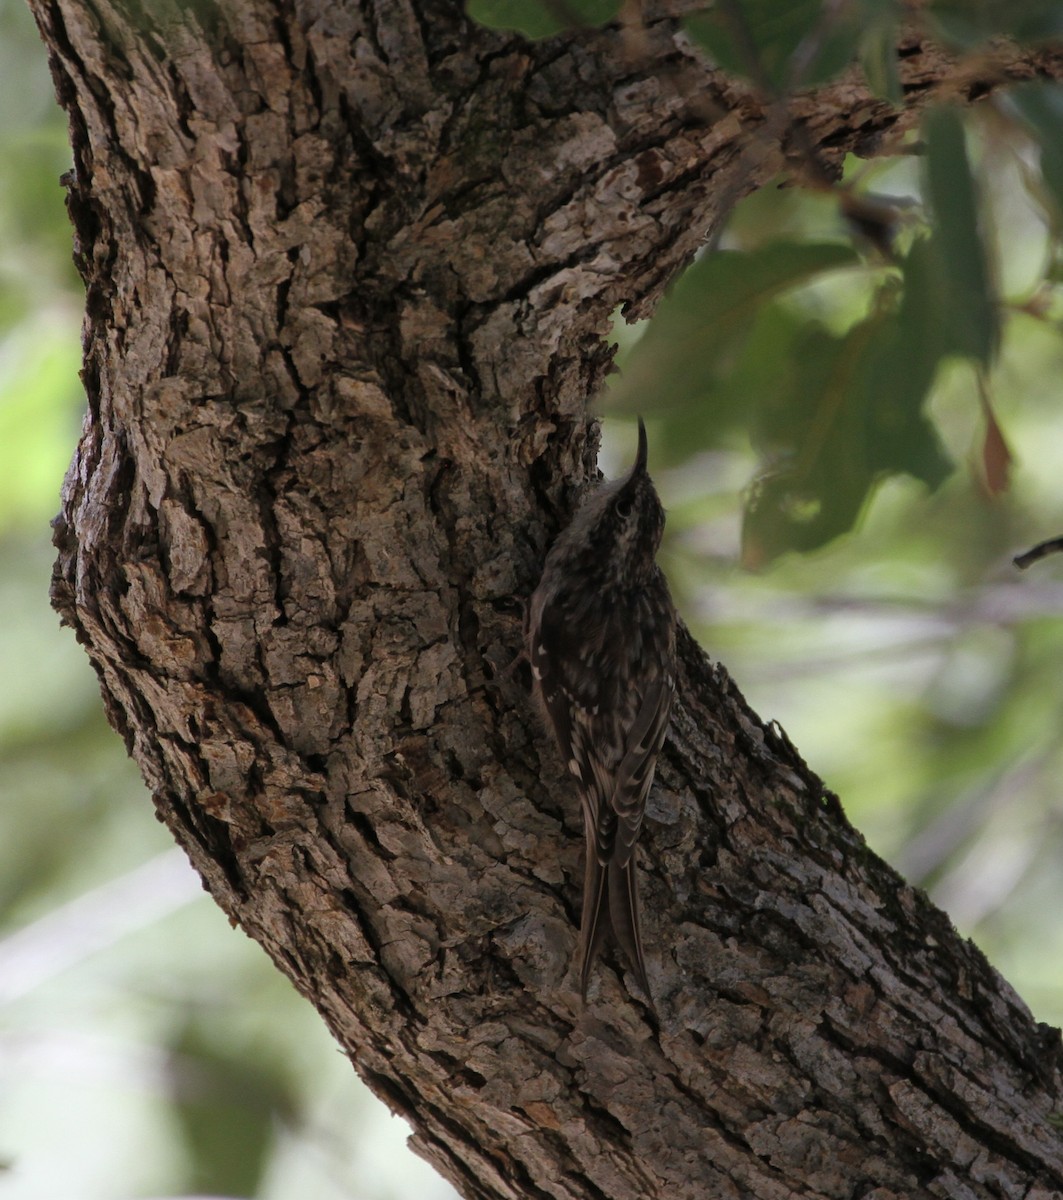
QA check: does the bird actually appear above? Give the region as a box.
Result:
[526,418,676,1006]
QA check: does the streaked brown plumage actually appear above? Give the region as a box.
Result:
[527,419,676,1006]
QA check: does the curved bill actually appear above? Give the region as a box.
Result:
[634,417,648,475]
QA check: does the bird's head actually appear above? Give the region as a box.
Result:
[565,419,666,589]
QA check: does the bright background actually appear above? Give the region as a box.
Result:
[3,2,1063,1197]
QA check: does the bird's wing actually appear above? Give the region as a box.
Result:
[610,670,674,867]
[528,595,584,770]
[578,671,672,1004]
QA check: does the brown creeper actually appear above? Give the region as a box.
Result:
[527,419,676,1006]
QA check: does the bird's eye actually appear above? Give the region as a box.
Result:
[614,496,634,519]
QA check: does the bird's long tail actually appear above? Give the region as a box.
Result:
[578,852,608,999]
[578,853,654,1009]
[608,855,654,1007]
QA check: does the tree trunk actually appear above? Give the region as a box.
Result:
[33,1,1063,1195]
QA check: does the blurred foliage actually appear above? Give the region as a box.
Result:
[926,0,1063,48]
[464,0,622,39]
[684,0,894,94]
[6,1,1063,1198]
[611,77,1063,571]
[467,0,1063,101]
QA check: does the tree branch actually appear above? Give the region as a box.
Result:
[31,0,1063,1194]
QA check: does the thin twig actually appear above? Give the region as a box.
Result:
[1014,536,1063,569]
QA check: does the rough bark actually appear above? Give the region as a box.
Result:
[32,0,1063,1196]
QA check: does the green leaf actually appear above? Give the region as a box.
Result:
[465,0,621,39]
[858,12,903,105]
[741,304,952,565]
[862,268,953,489]
[683,0,865,92]
[608,240,860,456]
[169,1015,294,1198]
[922,106,998,365]
[928,0,1063,48]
